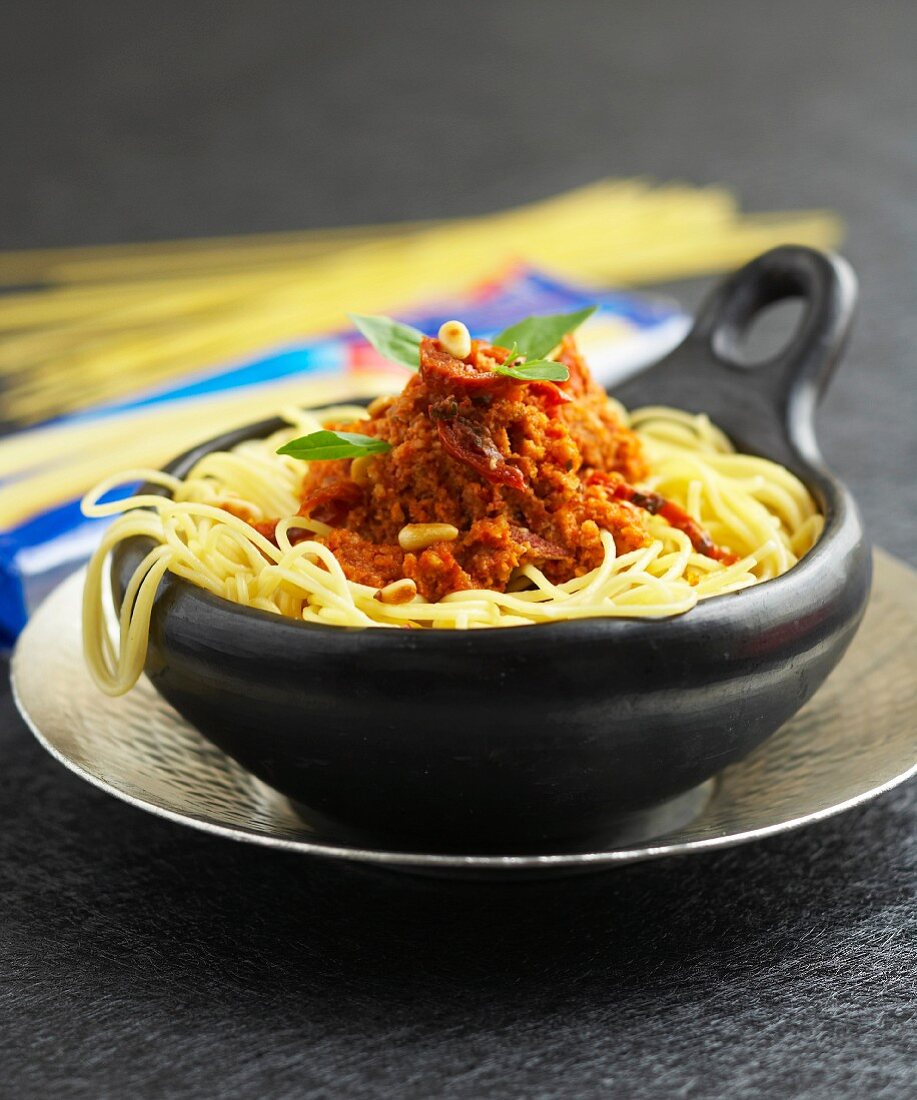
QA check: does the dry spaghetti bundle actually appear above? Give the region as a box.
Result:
[0,179,841,425]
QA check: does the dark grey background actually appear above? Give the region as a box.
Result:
[1,2,914,1097]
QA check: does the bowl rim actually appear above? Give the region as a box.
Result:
[112,404,870,650]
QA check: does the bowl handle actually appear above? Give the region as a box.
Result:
[612,245,858,471]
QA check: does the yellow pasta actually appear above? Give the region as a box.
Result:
[82,403,822,697]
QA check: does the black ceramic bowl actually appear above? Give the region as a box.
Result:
[113,246,870,853]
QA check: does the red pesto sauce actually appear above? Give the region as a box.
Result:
[256,335,734,601]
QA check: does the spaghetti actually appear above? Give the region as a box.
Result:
[82,391,821,696]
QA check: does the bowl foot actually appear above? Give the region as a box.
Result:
[285,778,717,871]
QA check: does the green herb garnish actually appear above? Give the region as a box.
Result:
[349,313,424,371]
[493,305,597,361]
[277,430,392,461]
[489,344,569,382]
[492,358,571,382]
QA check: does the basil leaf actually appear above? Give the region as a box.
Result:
[277,430,392,461]
[349,312,424,371]
[493,305,597,361]
[492,359,570,382]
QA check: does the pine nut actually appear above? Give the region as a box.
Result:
[374,578,418,605]
[398,523,459,552]
[438,320,472,360]
[350,455,375,486]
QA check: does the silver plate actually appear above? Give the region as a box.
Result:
[11,549,917,875]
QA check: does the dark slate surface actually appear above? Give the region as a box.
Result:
[1,2,914,1096]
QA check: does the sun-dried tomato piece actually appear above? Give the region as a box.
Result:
[299,478,364,527]
[596,476,737,564]
[436,417,525,491]
[420,336,513,398]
